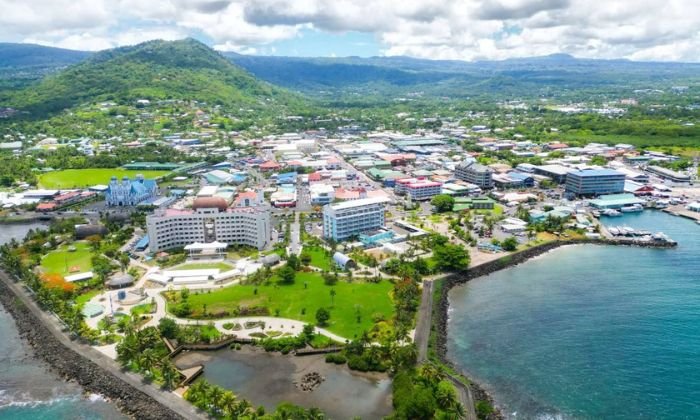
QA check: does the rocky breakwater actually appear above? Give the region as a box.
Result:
[0,271,187,420]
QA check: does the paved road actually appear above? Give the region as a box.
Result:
[414,279,434,362]
[0,271,206,420]
[289,211,301,255]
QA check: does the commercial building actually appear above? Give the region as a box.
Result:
[565,169,625,196]
[323,197,389,241]
[406,181,442,201]
[533,165,571,184]
[146,194,271,253]
[455,161,494,189]
[309,183,335,205]
[645,166,691,184]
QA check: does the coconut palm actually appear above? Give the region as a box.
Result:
[138,348,160,375]
[160,360,181,390]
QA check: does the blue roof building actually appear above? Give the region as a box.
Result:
[106,175,158,206]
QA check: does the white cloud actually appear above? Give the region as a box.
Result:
[3,0,700,61]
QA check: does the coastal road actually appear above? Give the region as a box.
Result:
[0,271,207,420]
[414,279,435,362]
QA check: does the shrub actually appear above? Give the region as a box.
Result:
[325,353,347,364]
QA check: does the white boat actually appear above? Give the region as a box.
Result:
[620,203,644,213]
[602,209,622,217]
[608,227,621,235]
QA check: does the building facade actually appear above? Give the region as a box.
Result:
[565,169,625,196]
[406,181,442,201]
[323,197,388,241]
[455,161,494,189]
[146,197,271,253]
[106,175,158,206]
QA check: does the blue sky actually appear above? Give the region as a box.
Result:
[262,29,381,57]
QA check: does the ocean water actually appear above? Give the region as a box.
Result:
[447,211,700,419]
[0,223,124,419]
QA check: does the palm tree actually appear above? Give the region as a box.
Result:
[330,289,336,306]
[138,348,160,375]
[160,360,181,390]
[418,363,443,386]
[219,391,238,417]
[207,385,224,415]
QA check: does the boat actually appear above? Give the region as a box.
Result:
[620,203,644,213]
[608,227,620,236]
[602,209,622,217]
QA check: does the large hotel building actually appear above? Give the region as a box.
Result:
[323,197,389,241]
[146,192,271,253]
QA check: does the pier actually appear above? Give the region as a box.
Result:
[662,205,700,222]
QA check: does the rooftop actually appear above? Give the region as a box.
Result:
[328,196,390,210]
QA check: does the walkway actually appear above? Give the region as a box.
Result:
[414,280,434,362]
[0,271,206,420]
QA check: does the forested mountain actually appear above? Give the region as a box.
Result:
[3,40,700,109]
[0,39,302,116]
[225,52,700,99]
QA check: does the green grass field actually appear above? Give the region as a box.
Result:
[41,241,93,276]
[175,262,235,271]
[168,271,394,339]
[38,168,170,188]
[303,246,333,270]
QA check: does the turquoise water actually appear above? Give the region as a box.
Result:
[0,223,124,419]
[447,211,700,419]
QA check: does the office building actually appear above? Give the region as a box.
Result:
[565,169,625,196]
[406,181,442,201]
[455,161,494,189]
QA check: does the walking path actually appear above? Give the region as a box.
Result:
[414,280,434,362]
[0,270,206,420]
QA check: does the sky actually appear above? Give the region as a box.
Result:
[2,0,700,61]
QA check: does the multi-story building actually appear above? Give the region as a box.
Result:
[106,175,158,206]
[146,194,271,253]
[455,161,494,189]
[323,197,389,241]
[406,181,442,201]
[645,165,691,184]
[565,169,625,196]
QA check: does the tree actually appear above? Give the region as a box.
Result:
[278,266,296,285]
[330,289,336,306]
[315,307,330,326]
[431,194,455,213]
[432,243,470,272]
[118,252,130,272]
[161,360,181,390]
[286,253,300,270]
[501,236,518,251]
[158,317,178,339]
[300,252,312,266]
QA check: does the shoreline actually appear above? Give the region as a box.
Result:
[0,269,203,420]
[433,239,617,418]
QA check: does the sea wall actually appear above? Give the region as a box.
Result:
[0,271,188,420]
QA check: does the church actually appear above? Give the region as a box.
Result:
[106,174,158,206]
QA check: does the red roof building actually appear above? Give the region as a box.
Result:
[259,160,282,171]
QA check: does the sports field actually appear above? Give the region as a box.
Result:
[41,241,93,276]
[38,168,170,188]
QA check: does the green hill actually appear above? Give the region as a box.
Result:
[3,38,301,116]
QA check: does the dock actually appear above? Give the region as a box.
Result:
[662,205,700,222]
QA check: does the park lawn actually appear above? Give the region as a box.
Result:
[75,289,100,307]
[303,246,333,271]
[176,262,235,271]
[475,205,504,216]
[172,271,395,340]
[41,241,93,276]
[38,168,170,189]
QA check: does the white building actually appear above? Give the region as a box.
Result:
[310,183,335,205]
[406,181,442,201]
[146,194,271,253]
[323,197,389,241]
